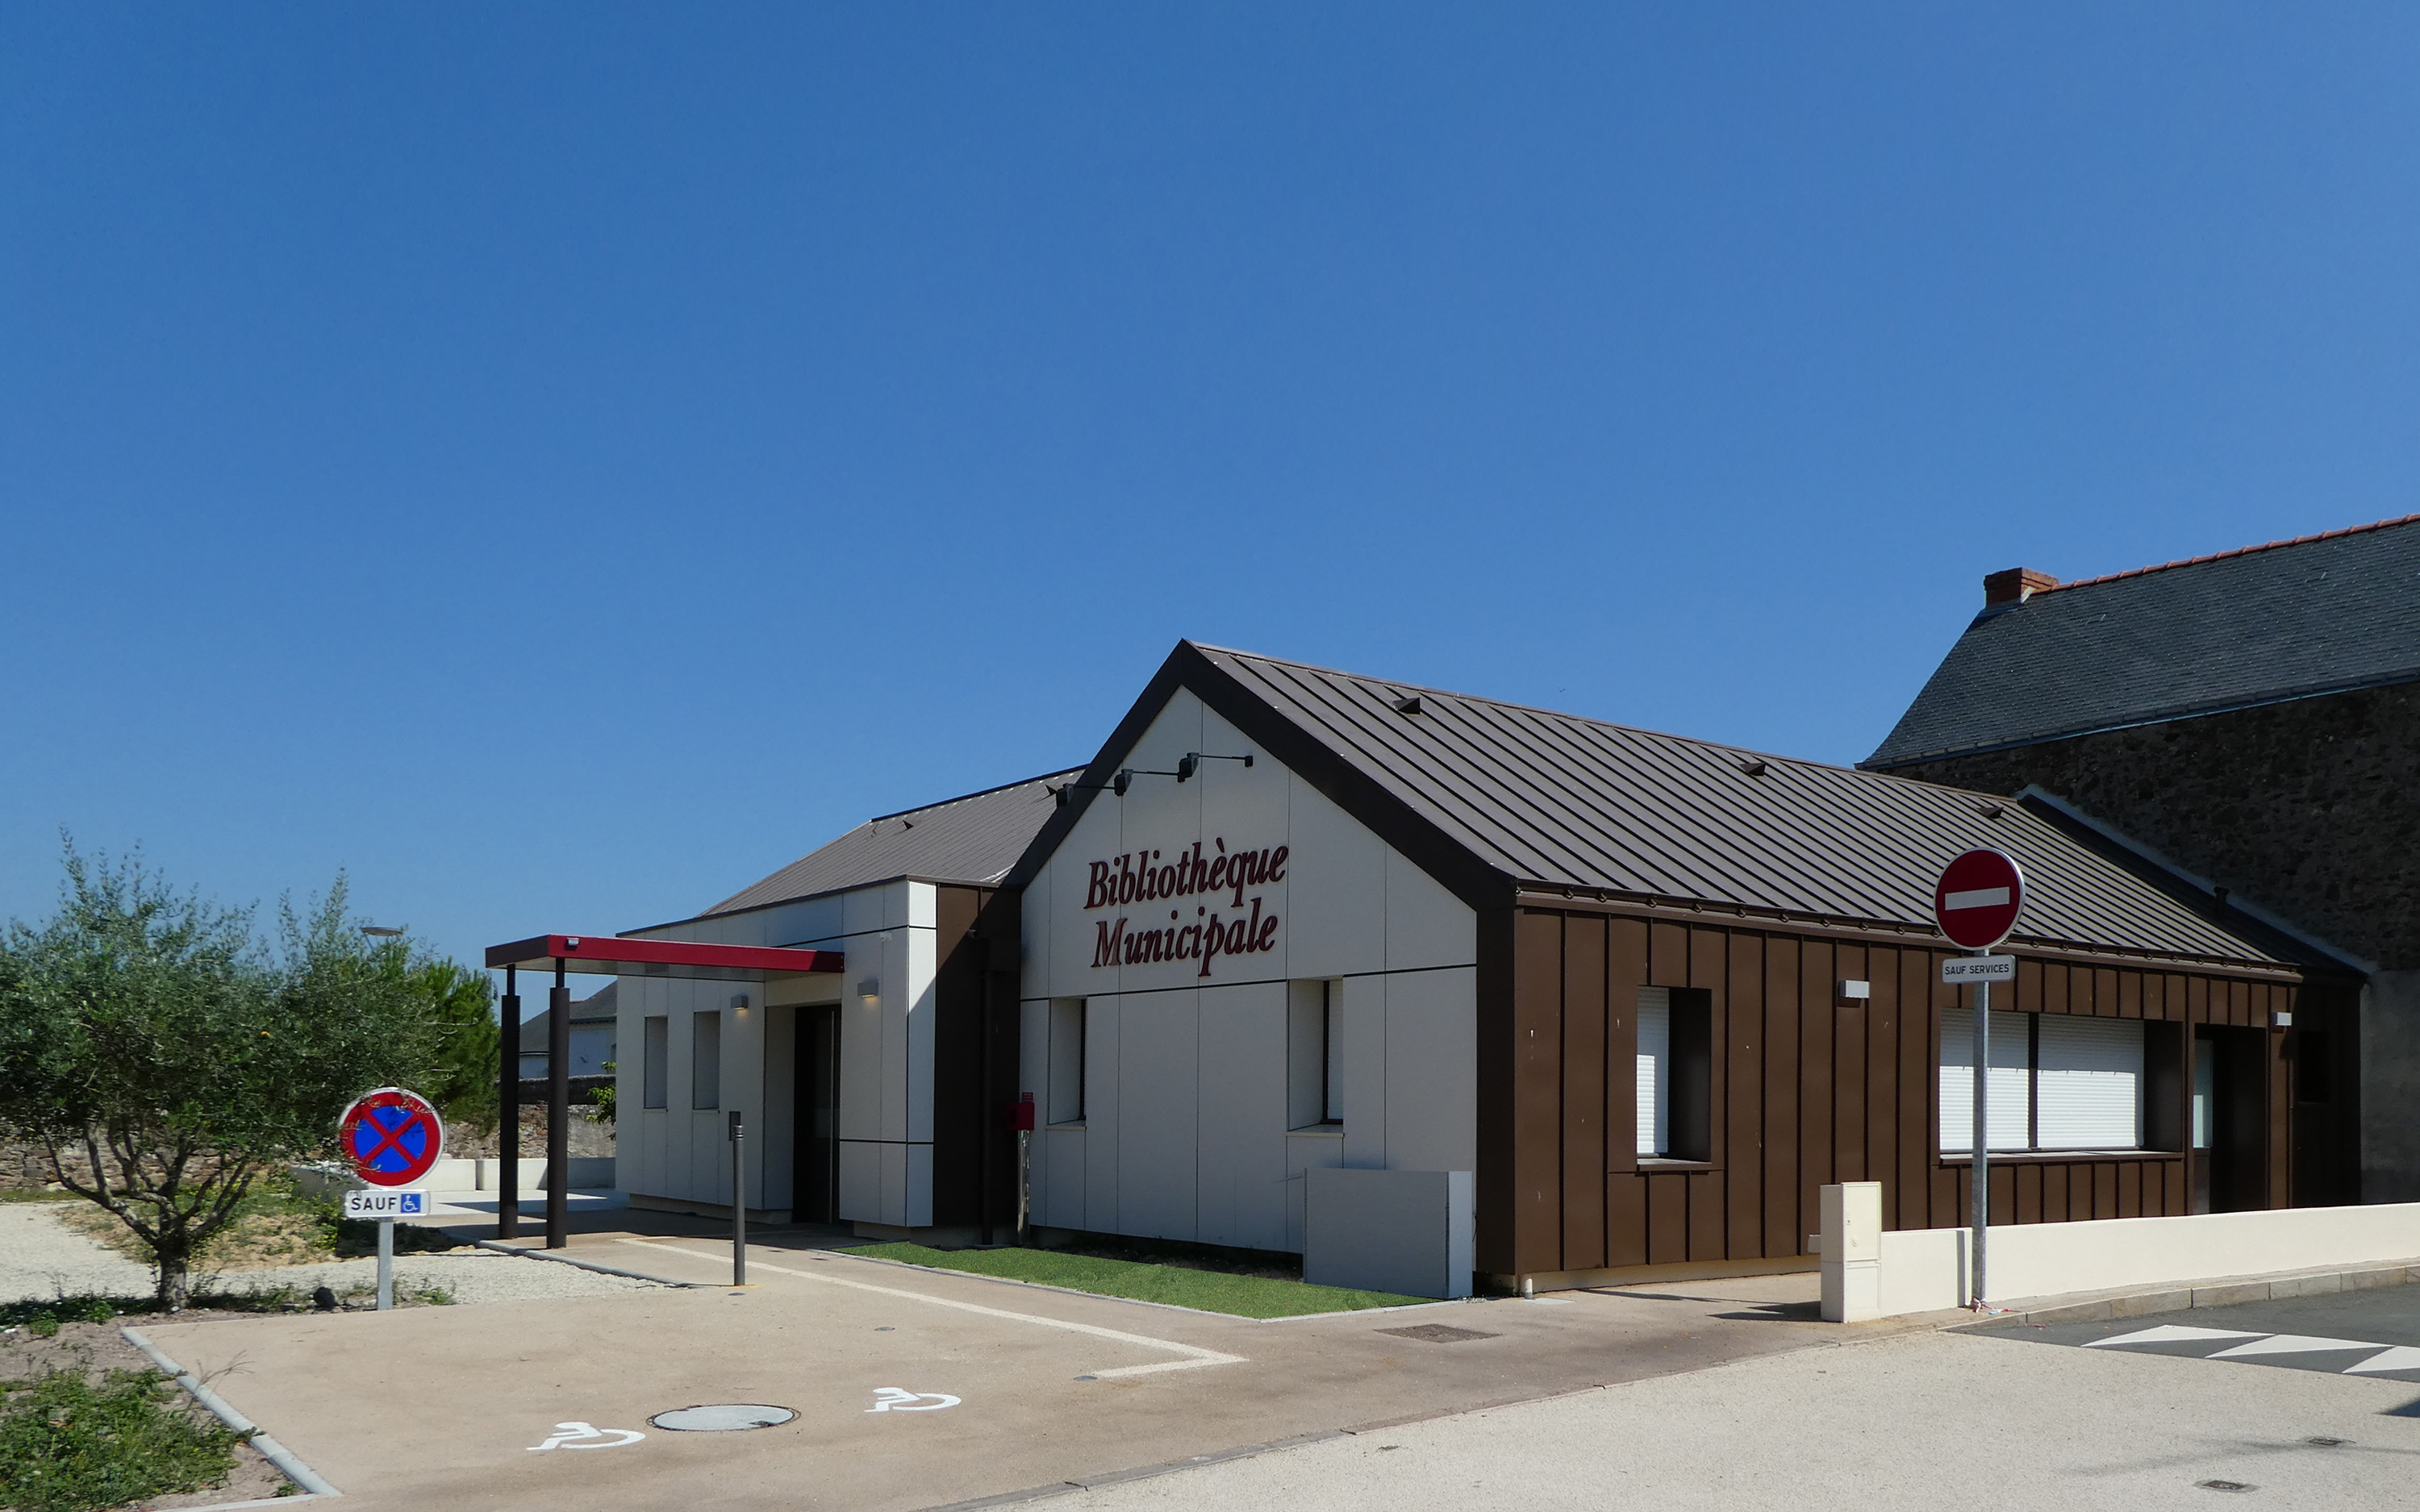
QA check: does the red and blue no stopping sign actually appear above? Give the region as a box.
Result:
[338,1087,444,1187]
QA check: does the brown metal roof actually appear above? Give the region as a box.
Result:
[1069,644,2295,969]
[702,768,1083,918]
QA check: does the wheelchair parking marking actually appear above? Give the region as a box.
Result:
[617,1239,1246,1379]
[868,1388,961,1412]
[528,1422,646,1451]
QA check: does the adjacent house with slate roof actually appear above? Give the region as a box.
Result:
[1866,515,2420,1202]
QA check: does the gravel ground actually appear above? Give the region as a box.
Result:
[0,1202,653,1306]
[1,1202,155,1302]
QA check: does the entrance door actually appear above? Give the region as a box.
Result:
[792,1006,840,1223]
[2192,1026,2267,1214]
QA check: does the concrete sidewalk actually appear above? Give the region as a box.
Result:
[135,1233,1869,1511]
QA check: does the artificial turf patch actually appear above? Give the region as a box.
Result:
[840,1243,1430,1318]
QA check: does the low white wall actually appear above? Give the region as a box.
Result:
[1820,1181,2420,1319]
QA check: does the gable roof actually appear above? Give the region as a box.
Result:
[1865,514,2420,768]
[700,768,1082,918]
[1011,641,2304,972]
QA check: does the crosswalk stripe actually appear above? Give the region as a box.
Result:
[2209,1333,2385,1359]
[2343,1345,2420,1376]
[2083,1325,2264,1349]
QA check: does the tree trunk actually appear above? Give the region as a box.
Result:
[154,1231,193,1311]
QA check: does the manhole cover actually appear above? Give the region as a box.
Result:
[1377,1324,1500,1344]
[649,1404,797,1431]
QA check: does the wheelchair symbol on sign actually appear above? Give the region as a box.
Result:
[866,1387,959,1413]
[528,1422,646,1451]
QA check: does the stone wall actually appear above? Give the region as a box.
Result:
[1882,681,2420,1201]
[1884,681,2420,971]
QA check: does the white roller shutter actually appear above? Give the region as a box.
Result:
[1939,1007,2029,1152]
[2036,1015,2143,1150]
[1637,988,1669,1157]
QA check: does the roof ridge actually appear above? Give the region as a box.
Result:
[866,766,1086,824]
[2038,512,2420,595]
[1190,640,1856,776]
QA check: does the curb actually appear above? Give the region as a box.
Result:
[1959,1258,2420,1330]
[121,1326,341,1500]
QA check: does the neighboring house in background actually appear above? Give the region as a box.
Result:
[519,981,620,1078]
[1864,514,2420,1202]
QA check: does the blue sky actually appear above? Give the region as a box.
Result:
[6,6,2417,972]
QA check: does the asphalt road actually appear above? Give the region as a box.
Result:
[1971,1287,2420,1386]
[1052,1289,2420,1512]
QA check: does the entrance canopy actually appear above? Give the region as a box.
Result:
[483,934,845,982]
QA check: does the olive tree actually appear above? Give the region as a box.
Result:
[0,848,452,1309]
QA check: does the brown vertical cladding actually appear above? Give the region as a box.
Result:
[1495,898,2334,1281]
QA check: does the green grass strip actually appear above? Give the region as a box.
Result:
[840,1242,1429,1318]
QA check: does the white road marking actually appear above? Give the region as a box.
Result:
[2209,1333,2385,1359]
[1944,886,2012,910]
[528,1422,645,1451]
[867,1388,960,1412]
[614,1239,1246,1379]
[2082,1326,2262,1349]
[2342,1345,2420,1375]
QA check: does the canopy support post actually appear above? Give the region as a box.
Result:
[498,966,519,1240]
[547,960,570,1249]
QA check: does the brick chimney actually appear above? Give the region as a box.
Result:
[1984,567,2059,607]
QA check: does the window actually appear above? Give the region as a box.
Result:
[691,1010,721,1110]
[1636,988,1712,1160]
[1288,980,1342,1128]
[1940,1009,2143,1152]
[642,1016,669,1110]
[1048,998,1087,1125]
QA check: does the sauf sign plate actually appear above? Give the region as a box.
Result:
[1940,956,2015,984]
[343,1189,428,1219]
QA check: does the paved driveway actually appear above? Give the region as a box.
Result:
[138,1230,1857,1511]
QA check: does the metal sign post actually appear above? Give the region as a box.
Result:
[728,1110,746,1286]
[343,1189,427,1310]
[1933,850,2026,1313]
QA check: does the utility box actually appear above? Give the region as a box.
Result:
[1304,1167,1474,1299]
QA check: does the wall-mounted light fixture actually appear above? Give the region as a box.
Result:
[1177,752,1253,781]
[857,977,880,1006]
[1838,980,1871,1001]
[730,993,751,1015]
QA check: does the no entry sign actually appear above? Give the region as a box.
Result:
[1933,849,2025,950]
[339,1088,444,1188]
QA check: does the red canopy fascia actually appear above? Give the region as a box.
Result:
[483,934,845,981]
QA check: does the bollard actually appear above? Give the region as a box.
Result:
[728,1110,746,1285]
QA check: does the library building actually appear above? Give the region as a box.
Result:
[490,639,2355,1297]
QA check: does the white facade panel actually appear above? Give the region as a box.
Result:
[839,1140,880,1220]
[1380,966,1478,1175]
[1016,689,1478,1254]
[1195,980,1289,1251]
[1114,989,1200,1240]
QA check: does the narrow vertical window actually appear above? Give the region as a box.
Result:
[1289,979,1342,1129]
[1636,988,1670,1157]
[1049,998,1087,1124]
[1637,987,1713,1160]
[691,1010,722,1110]
[642,1016,669,1110]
